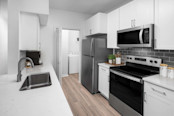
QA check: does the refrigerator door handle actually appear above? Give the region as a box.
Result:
[90,38,94,57]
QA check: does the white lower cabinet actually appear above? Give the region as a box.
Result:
[98,66,110,99]
[144,82,174,116]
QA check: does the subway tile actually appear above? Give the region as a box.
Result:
[158,50,170,53]
[155,52,164,56]
[117,48,173,65]
[170,50,174,53]
[164,53,174,57]
[163,61,174,67]
[170,57,174,62]
[142,48,151,52]
[139,52,147,56]
[147,52,155,56]
[160,57,170,62]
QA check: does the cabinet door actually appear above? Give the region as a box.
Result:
[154,0,174,50]
[96,13,107,34]
[144,93,174,116]
[135,0,154,26]
[98,67,103,93]
[102,78,109,99]
[98,66,109,99]
[107,9,119,48]
[20,12,40,50]
[85,13,107,36]
[120,1,135,30]
[120,0,154,30]
[144,82,174,116]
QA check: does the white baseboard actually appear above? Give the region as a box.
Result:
[61,74,69,78]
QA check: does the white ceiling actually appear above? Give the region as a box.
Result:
[49,0,132,15]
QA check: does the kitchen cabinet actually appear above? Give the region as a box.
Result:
[120,0,154,30]
[107,9,119,48]
[85,13,107,36]
[19,12,40,51]
[144,82,174,116]
[154,0,174,50]
[98,65,110,99]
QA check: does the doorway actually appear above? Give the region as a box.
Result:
[56,28,80,84]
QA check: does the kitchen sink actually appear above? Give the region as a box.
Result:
[20,72,52,91]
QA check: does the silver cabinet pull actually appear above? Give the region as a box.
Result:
[131,20,133,27]
[152,88,166,96]
[133,19,136,27]
[144,92,147,102]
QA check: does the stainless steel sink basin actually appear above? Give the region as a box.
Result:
[20,72,52,91]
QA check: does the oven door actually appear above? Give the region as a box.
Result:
[110,70,143,115]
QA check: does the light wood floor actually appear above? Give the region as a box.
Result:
[62,74,121,116]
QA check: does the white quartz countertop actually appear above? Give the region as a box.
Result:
[143,74,174,91]
[0,64,73,116]
[98,63,124,68]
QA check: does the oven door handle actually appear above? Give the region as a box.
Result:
[110,69,143,84]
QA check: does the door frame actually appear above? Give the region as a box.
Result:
[55,27,81,85]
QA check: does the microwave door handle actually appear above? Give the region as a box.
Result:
[139,29,144,44]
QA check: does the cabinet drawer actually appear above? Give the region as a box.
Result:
[99,66,109,76]
[144,82,174,102]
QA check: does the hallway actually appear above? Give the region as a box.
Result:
[62,74,120,116]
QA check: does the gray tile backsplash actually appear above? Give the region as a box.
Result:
[115,48,174,66]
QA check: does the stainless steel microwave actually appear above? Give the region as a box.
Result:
[117,24,154,48]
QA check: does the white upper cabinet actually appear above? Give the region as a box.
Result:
[154,0,174,50]
[120,0,154,30]
[19,12,40,50]
[20,0,49,26]
[107,9,120,48]
[85,13,107,36]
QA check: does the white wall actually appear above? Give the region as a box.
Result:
[68,30,80,55]
[0,0,8,75]
[8,0,49,74]
[40,9,90,81]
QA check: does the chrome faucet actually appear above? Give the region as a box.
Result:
[17,57,34,82]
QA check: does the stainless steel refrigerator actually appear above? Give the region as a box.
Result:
[81,36,112,94]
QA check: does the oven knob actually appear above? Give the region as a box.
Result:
[150,60,153,63]
[127,57,129,59]
[130,57,132,60]
[154,61,158,64]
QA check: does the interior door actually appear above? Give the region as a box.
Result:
[81,55,93,93]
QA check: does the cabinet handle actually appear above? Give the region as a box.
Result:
[131,20,133,27]
[152,88,166,96]
[144,92,147,102]
[134,19,136,27]
[154,39,157,48]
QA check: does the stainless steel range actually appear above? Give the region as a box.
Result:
[109,55,162,116]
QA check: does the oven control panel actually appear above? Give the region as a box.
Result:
[126,55,162,67]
